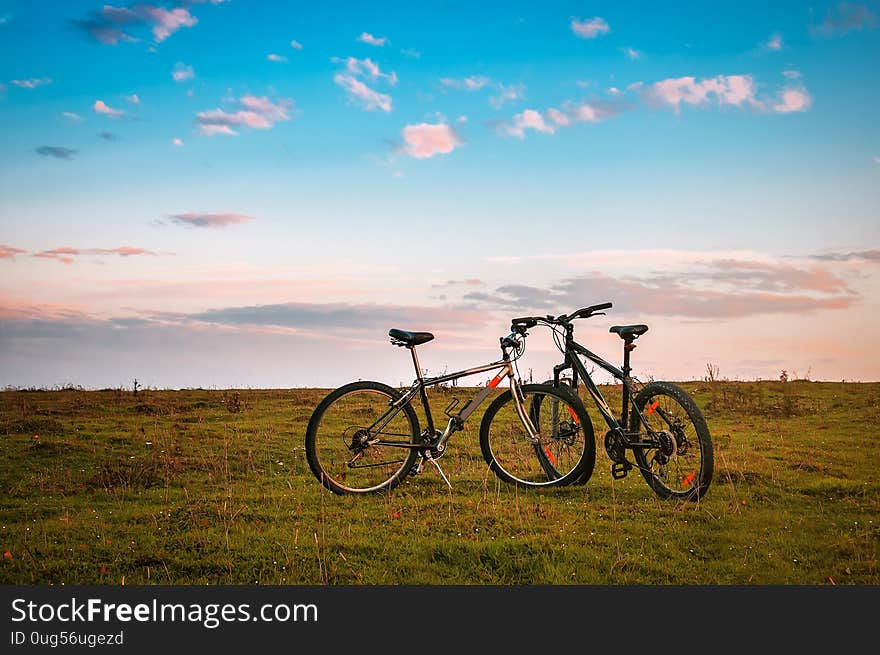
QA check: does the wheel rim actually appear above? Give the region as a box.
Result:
[636,392,703,495]
[487,389,586,485]
[312,388,416,492]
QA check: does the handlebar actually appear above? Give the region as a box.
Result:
[511,302,612,332]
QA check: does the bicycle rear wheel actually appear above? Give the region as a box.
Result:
[305,381,421,494]
[629,381,713,501]
[480,383,595,487]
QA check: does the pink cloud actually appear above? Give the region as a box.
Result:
[93,100,124,118]
[125,93,140,104]
[342,57,397,84]
[767,33,783,50]
[333,73,392,112]
[571,17,610,39]
[168,212,253,228]
[172,137,184,147]
[621,46,642,60]
[772,87,812,113]
[0,245,26,260]
[31,246,159,264]
[500,109,555,138]
[142,6,197,42]
[33,247,80,264]
[545,108,571,126]
[646,75,758,112]
[357,31,387,46]
[401,123,462,159]
[196,95,293,136]
[93,246,157,257]
[498,102,623,138]
[73,2,219,45]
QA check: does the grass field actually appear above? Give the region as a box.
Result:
[1,381,877,585]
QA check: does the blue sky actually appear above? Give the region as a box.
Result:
[1,0,878,388]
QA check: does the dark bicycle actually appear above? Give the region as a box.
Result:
[512,302,713,501]
[305,324,595,494]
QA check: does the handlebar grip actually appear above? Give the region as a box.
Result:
[592,302,613,311]
[511,317,538,329]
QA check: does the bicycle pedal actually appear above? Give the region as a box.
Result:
[611,461,632,480]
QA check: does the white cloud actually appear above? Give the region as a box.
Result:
[357,31,387,46]
[333,74,392,112]
[172,62,195,82]
[267,53,288,62]
[489,83,525,109]
[11,77,52,89]
[290,39,303,50]
[441,76,491,91]
[571,17,610,39]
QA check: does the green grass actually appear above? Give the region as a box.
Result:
[1,381,877,585]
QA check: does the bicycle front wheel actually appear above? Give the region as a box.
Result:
[480,383,595,487]
[629,381,713,501]
[531,377,593,484]
[305,381,421,494]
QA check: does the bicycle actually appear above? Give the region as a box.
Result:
[305,325,596,494]
[512,302,713,501]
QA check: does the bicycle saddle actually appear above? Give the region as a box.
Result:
[389,329,435,347]
[610,325,649,340]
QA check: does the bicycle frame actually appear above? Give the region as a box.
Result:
[551,326,657,448]
[367,347,537,457]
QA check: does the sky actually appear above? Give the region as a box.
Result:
[1,0,879,389]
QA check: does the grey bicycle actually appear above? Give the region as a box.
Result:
[305,325,595,494]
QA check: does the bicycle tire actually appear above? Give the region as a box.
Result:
[629,381,713,501]
[480,383,596,488]
[306,380,421,494]
[531,378,593,484]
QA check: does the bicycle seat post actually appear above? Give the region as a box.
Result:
[408,345,423,380]
[622,338,635,379]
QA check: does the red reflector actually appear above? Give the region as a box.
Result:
[544,446,557,466]
[567,407,580,424]
[646,400,660,415]
[488,374,503,388]
[682,472,696,487]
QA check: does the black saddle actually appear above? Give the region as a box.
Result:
[389,329,435,347]
[610,324,649,341]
